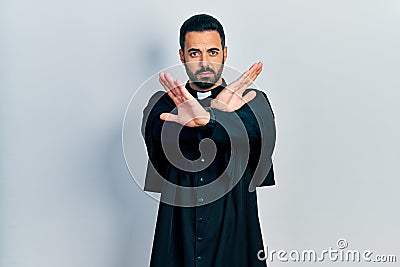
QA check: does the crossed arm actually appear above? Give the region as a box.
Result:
[158,62,263,127]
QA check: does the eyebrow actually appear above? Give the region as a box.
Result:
[187,47,221,53]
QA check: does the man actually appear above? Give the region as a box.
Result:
[142,14,276,267]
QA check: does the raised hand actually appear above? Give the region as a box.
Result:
[211,62,263,112]
[158,72,210,127]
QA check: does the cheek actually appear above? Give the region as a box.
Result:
[211,55,224,64]
[210,59,224,71]
[184,56,201,67]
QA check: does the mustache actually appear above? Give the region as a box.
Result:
[195,68,215,75]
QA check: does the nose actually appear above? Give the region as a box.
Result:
[199,53,210,68]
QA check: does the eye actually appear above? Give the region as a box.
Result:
[189,51,200,57]
[209,50,218,56]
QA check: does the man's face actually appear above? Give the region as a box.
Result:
[179,30,227,90]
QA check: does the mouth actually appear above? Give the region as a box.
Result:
[197,71,213,76]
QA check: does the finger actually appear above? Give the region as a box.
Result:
[171,79,189,104]
[254,62,263,75]
[236,70,256,93]
[227,70,250,92]
[247,62,263,79]
[160,75,182,105]
[159,78,174,96]
[160,112,178,123]
[161,73,176,94]
[233,76,257,96]
[248,62,259,73]
[165,73,188,105]
[246,63,261,79]
[160,73,182,99]
[174,79,193,100]
[245,64,263,84]
[227,62,262,94]
[166,90,182,106]
[257,61,263,71]
[160,73,183,106]
[173,79,185,99]
[245,71,259,84]
[242,90,257,103]
[164,73,184,101]
[164,73,179,93]
[248,62,262,76]
[159,72,171,92]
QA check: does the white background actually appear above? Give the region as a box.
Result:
[1,0,399,266]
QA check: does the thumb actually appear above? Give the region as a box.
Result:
[160,113,178,122]
[242,90,257,103]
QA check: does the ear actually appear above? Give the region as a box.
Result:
[179,49,185,63]
[223,46,228,63]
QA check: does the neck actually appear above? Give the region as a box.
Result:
[189,77,223,92]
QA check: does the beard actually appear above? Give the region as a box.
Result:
[184,58,224,90]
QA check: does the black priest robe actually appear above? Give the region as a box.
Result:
[141,79,276,267]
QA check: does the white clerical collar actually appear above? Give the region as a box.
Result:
[196,90,212,99]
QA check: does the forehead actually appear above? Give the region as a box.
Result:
[184,31,222,50]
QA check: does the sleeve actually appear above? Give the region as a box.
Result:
[141,92,171,193]
[249,90,276,189]
[198,90,276,189]
[197,107,262,144]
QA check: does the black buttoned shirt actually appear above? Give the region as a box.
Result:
[142,79,276,267]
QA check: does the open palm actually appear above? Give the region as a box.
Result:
[211,62,263,111]
[158,72,210,127]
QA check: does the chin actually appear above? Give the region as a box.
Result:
[194,81,214,89]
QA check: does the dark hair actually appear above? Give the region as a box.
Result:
[179,14,225,50]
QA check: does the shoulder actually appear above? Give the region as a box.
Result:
[144,91,174,113]
[244,88,270,100]
[244,88,275,117]
[147,91,172,107]
[142,91,174,130]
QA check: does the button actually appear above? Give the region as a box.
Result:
[197,237,203,242]
[199,177,204,182]
[198,197,204,203]
[200,158,205,162]
[197,256,202,261]
[198,217,203,222]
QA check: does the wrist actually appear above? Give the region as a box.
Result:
[210,99,233,112]
[197,109,211,126]
[201,107,215,128]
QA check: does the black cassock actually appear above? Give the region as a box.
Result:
[141,79,276,267]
